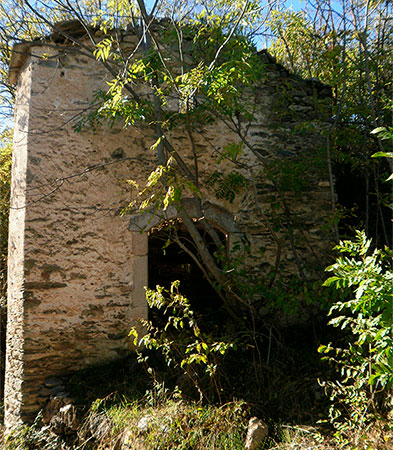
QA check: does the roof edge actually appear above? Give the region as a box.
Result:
[8,20,331,95]
[8,42,32,85]
[8,19,93,85]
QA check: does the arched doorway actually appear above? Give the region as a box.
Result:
[128,200,243,325]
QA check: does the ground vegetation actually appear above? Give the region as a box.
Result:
[0,0,392,448]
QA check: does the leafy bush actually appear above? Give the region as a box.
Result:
[319,230,393,446]
[129,281,236,403]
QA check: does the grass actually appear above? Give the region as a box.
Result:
[3,378,393,450]
[77,385,249,450]
[2,320,393,450]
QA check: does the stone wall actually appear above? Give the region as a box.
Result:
[5,31,332,431]
[5,45,151,429]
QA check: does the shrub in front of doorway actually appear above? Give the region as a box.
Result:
[129,280,236,404]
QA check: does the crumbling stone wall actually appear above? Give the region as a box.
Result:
[5,31,332,431]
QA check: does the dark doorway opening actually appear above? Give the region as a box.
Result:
[148,220,226,328]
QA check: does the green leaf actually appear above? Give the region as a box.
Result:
[370,127,388,135]
[372,151,393,159]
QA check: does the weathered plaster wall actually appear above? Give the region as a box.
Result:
[5,35,332,430]
[5,46,150,428]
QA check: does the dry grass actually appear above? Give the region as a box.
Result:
[77,396,248,450]
[265,420,393,450]
[3,403,393,450]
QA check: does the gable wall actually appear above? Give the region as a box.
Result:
[5,41,332,430]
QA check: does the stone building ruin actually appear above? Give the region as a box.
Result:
[5,21,332,431]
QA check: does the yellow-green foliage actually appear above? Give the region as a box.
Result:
[0,129,12,301]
